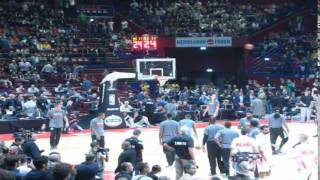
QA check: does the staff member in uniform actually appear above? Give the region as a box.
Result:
[202,117,224,175]
[159,114,179,167]
[268,111,289,154]
[126,129,144,174]
[215,121,239,175]
[47,102,69,150]
[203,94,220,119]
[90,113,106,148]
[164,126,196,180]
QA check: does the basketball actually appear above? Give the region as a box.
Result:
[244,43,254,50]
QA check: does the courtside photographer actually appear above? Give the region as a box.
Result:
[89,141,109,179]
[14,129,42,160]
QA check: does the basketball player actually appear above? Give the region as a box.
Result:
[179,114,198,143]
[159,114,179,167]
[203,94,220,119]
[255,125,272,178]
[292,134,317,180]
[48,102,69,150]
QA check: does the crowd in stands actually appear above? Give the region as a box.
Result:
[252,17,317,76]
[127,0,302,37]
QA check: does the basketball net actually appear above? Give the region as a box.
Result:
[154,75,169,87]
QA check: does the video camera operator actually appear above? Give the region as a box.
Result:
[230,129,259,180]
[89,141,109,179]
[17,130,42,160]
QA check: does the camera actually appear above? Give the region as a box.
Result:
[96,147,110,154]
[231,152,261,163]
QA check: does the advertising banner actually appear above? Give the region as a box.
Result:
[175,37,232,47]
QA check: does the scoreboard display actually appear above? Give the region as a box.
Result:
[132,35,157,51]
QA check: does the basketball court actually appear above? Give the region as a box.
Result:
[1,120,317,179]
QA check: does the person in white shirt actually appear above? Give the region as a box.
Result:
[27,84,40,95]
[255,125,272,178]
[16,85,25,93]
[132,162,153,180]
[230,129,258,178]
[292,134,317,180]
[17,155,32,176]
[23,96,38,118]
[178,163,197,180]
[120,101,133,113]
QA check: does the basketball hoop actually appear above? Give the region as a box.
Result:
[154,75,169,87]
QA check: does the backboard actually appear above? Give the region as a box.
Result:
[136,58,176,80]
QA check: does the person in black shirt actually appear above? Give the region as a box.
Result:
[75,153,99,180]
[21,134,42,160]
[299,90,314,122]
[3,155,23,180]
[115,141,136,173]
[147,165,161,180]
[126,129,144,174]
[10,136,24,155]
[24,156,53,180]
[143,97,155,123]
[164,126,196,180]
[115,162,134,180]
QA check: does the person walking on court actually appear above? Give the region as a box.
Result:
[203,94,220,119]
[126,129,144,174]
[179,114,198,143]
[215,121,239,176]
[115,141,136,174]
[164,126,196,180]
[268,111,289,154]
[248,120,260,139]
[48,102,69,150]
[251,95,264,119]
[292,134,317,180]
[255,125,272,179]
[202,117,224,176]
[238,111,259,129]
[159,114,179,167]
[90,113,106,148]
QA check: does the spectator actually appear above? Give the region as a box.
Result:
[17,154,32,176]
[132,162,152,180]
[178,163,197,180]
[82,77,93,92]
[75,153,100,180]
[3,155,24,180]
[115,162,133,180]
[147,165,161,180]
[115,141,136,173]
[24,156,53,180]
[0,168,15,180]
[48,152,61,170]
[52,162,75,180]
